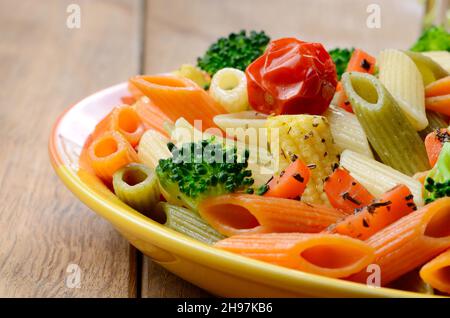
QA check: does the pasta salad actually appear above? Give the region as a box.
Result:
[79,27,450,295]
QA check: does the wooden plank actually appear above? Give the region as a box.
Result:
[142,0,424,297]
[0,0,141,297]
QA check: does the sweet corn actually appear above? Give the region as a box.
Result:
[266,115,340,206]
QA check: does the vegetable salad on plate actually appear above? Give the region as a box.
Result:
[79,27,450,295]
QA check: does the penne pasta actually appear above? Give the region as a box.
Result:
[420,248,450,294]
[198,194,348,237]
[405,51,449,86]
[213,111,268,148]
[266,115,340,205]
[112,163,160,213]
[138,130,172,170]
[342,72,429,176]
[209,68,249,113]
[324,104,373,158]
[129,74,226,130]
[154,202,225,244]
[422,51,450,74]
[88,131,139,183]
[215,233,375,278]
[340,150,424,206]
[90,104,146,146]
[133,97,172,137]
[349,197,450,286]
[378,49,428,131]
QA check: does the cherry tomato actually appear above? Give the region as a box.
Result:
[245,38,337,115]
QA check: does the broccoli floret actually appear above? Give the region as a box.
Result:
[328,48,354,80]
[156,138,254,210]
[410,26,450,52]
[424,142,450,204]
[197,30,270,76]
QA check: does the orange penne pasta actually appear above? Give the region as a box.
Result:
[88,131,139,182]
[349,197,450,286]
[132,97,172,137]
[91,105,146,147]
[129,74,226,130]
[215,233,375,278]
[420,249,450,294]
[198,194,349,237]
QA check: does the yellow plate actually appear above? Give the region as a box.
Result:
[49,83,437,297]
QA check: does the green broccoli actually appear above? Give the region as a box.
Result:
[410,26,450,52]
[156,138,254,210]
[328,48,354,80]
[424,141,450,204]
[197,30,270,75]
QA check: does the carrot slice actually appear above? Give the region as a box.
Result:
[425,76,450,98]
[324,168,375,213]
[215,233,375,278]
[198,194,348,237]
[337,90,353,113]
[349,197,450,285]
[329,184,417,240]
[264,159,311,199]
[425,128,450,167]
[88,131,139,183]
[426,94,450,116]
[129,74,226,130]
[346,49,376,74]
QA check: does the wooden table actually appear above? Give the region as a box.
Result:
[0,0,424,297]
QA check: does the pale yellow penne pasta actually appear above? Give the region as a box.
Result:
[324,105,373,158]
[422,51,450,74]
[138,130,172,169]
[209,68,249,113]
[213,111,268,147]
[378,49,428,131]
[340,150,424,206]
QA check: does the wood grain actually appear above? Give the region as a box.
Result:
[141,0,424,297]
[0,0,141,297]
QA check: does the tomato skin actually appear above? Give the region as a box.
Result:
[245,38,337,115]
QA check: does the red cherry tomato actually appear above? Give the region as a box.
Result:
[245,38,337,115]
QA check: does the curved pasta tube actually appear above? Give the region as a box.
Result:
[113,163,160,213]
[215,233,375,278]
[349,197,450,286]
[422,51,450,74]
[378,49,428,130]
[138,130,172,169]
[324,105,373,158]
[404,51,449,86]
[154,203,225,244]
[88,131,139,182]
[420,248,450,294]
[340,150,424,206]
[341,72,429,176]
[198,194,347,237]
[209,68,249,113]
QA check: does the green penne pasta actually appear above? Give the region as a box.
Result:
[113,163,160,214]
[341,72,429,176]
[154,202,225,244]
[419,111,449,139]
